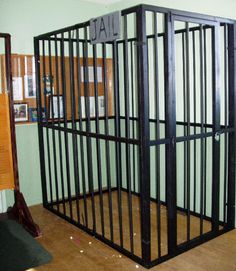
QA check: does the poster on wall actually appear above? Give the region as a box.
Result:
[14,103,28,122]
[12,77,23,101]
[49,95,64,119]
[98,96,105,116]
[24,75,36,98]
[80,96,96,118]
[43,75,54,95]
[81,66,103,83]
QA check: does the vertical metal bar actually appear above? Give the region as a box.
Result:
[164,12,177,254]
[123,14,134,253]
[34,38,48,206]
[42,40,53,206]
[203,28,207,217]
[83,27,96,231]
[60,33,73,219]
[131,41,136,193]
[76,29,88,227]
[68,30,80,222]
[226,23,236,229]
[211,24,221,232]
[223,25,228,226]
[102,43,113,241]
[153,11,161,258]
[93,43,105,236]
[54,34,66,216]
[192,30,197,213]
[182,32,187,210]
[199,25,205,235]
[48,38,60,211]
[112,40,123,246]
[136,6,151,264]
[185,22,191,241]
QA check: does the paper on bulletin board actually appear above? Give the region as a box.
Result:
[98,96,105,116]
[80,96,96,118]
[12,77,23,101]
[24,74,36,98]
[0,93,15,190]
[81,66,103,83]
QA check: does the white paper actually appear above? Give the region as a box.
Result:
[98,96,105,116]
[51,96,64,119]
[80,96,85,118]
[13,77,23,101]
[81,66,103,83]
[24,74,36,98]
[80,96,96,118]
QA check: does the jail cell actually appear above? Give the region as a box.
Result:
[34,4,236,268]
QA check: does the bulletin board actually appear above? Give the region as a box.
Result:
[0,93,14,190]
[0,54,113,124]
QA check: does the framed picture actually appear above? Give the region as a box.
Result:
[14,103,28,122]
[29,108,38,122]
[49,95,64,119]
[24,74,36,98]
[43,75,54,95]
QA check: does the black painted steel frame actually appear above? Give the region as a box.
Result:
[34,4,236,268]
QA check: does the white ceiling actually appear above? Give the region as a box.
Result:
[83,0,122,4]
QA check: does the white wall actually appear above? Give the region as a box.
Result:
[109,0,236,19]
[0,0,109,54]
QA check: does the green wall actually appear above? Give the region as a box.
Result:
[1,0,236,226]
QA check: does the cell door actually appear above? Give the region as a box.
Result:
[170,14,235,252]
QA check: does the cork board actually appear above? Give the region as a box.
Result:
[0,93,14,190]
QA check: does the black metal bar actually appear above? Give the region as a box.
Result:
[165,12,177,254]
[60,33,73,219]
[123,14,134,253]
[153,11,161,258]
[34,38,48,206]
[54,34,66,216]
[185,22,191,242]
[211,24,221,232]
[136,6,151,264]
[42,40,53,206]
[203,28,207,217]
[112,40,123,246]
[76,28,88,227]
[199,24,205,235]
[182,31,187,210]
[48,38,60,212]
[223,24,228,226]
[83,27,96,231]
[93,43,105,236]
[131,41,136,193]
[192,29,197,213]
[68,30,80,222]
[41,122,140,144]
[102,43,114,241]
[226,23,236,229]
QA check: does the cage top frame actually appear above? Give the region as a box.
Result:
[34,4,236,40]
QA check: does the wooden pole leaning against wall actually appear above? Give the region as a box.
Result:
[0,33,41,237]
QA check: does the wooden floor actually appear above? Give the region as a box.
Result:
[27,198,236,271]
[54,191,211,259]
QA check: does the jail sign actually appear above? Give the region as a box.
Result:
[89,11,121,44]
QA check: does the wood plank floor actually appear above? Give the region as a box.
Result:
[51,191,211,259]
[28,201,236,271]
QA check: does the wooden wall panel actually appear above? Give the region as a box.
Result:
[0,93,14,190]
[0,54,114,123]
